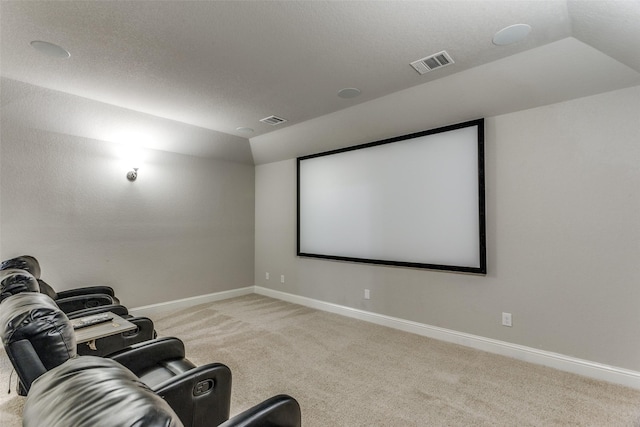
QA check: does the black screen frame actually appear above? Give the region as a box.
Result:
[297,118,486,274]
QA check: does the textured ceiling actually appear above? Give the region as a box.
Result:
[1,1,639,164]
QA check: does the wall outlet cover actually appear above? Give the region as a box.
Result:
[502,312,512,327]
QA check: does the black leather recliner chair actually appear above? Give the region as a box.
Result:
[0,269,155,357]
[24,356,301,427]
[1,255,120,311]
[108,337,233,426]
[23,356,187,427]
[0,292,233,426]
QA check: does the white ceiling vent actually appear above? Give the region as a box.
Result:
[410,51,454,75]
[260,115,288,125]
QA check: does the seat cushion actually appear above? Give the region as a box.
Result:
[138,359,196,389]
[138,366,176,388]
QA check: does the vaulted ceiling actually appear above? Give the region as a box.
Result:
[2,1,639,164]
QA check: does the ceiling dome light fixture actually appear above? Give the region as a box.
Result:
[337,88,361,99]
[236,127,254,134]
[492,24,532,46]
[30,40,71,58]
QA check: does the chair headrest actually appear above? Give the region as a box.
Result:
[0,292,76,370]
[0,269,40,302]
[0,255,41,279]
[24,356,183,427]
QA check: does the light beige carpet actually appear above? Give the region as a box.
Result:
[2,294,640,426]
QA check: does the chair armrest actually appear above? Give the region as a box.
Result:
[154,363,232,427]
[109,337,186,373]
[55,294,116,313]
[56,286,116,299]
[220,394,301,427]
[76,316,156,357]
[66,304,129,318]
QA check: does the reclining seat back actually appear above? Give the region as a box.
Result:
[0,292,76,393]
[0,255,41,279]
[23,356,183,427]
[0,269,40,302]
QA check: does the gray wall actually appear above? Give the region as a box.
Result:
[255,85,640,371]
[1,124,255,308]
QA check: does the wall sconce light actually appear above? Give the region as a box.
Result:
[126,167,139,182]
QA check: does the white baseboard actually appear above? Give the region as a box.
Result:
[130,286,254,318]
[127,285,640,389]
[255,286,640,390]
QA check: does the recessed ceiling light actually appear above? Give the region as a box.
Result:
[337,88,361,99]
[492,24,532,46]
[30,40,71,58]
[236,127,254,134]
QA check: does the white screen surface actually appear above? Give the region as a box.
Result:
[297,120,485,273]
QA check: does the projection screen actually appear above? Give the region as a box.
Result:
[297,119,486,274]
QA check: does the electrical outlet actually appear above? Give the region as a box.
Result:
[364,289,370,300]
[280,275,285,284]
[502,312,512,327]
[265,272,270,280]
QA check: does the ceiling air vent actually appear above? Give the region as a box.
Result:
[260,115,288,126]
[410,50,454,75]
